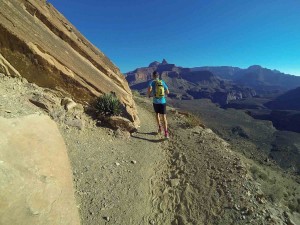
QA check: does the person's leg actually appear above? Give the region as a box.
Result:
[162,114,168,132]
[161,104,169,138]
[156,113,161,128]
[153,104,161,132]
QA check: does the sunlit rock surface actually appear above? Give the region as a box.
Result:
[0,0,139,125]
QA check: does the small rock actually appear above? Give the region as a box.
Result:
[234,204,240,211]
[29,93,56,112]
[103,216,110,222]
[131,160,137,164]
[265,158,270,163]
[244,207,254,215]
[236,165,244,170]
[65,118,85,130]
[21,77,28,83]
[66,101,77,111]
[169,179,180,187]
[256,196,266,204]
[115,162,120,166]
[101,116,137,133]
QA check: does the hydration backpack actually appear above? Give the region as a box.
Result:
[155,80,165,98]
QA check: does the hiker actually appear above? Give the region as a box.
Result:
[147,71,170,138]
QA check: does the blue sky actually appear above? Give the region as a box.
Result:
[48,0,300,75]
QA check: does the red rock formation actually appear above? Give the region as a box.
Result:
[0,0,139,125]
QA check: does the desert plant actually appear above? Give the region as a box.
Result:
[263,183,285,203]
[288,198,300,213]
[95,93,122,116]
[131,90,140,97]
[250,165,269,180]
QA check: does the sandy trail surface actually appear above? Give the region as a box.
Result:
[1,75,299,225]
[0,75,169,224]
[60,100,170,225]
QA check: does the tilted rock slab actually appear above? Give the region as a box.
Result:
[0,115,80,225]
[0,0,139,125]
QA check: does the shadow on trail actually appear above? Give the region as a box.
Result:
[136,131,157,136]
[131,134,166,143]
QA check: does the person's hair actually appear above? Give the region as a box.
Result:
[152,71,159,78]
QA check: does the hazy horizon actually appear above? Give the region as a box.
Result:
[48,0,300,76]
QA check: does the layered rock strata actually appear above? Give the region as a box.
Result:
[0,0,139,125]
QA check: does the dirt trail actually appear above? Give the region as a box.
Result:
[1,75,298,225]
[0,75,169,224]
[147,116,248,225]
[60,101,171,225]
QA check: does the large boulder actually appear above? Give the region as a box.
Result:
[0,0,139,126]
[0,115,80,225]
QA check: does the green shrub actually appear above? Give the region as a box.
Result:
[263,184,285,203]
[250,165,269,180]
[288,198,300,213]
[131,90,140,97]
[95,93,122,116]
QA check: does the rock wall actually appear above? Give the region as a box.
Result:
[0,0,139,125]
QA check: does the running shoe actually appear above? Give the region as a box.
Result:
[165,130,169,139]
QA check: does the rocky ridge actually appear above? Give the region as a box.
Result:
[192,65,300,94]
[125,60,256,105]
[265,87,300,111]
[0,0,139,125]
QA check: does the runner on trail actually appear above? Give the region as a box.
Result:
[147,71,170,139]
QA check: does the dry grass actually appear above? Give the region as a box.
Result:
[249,161,300,211]
[170,110,205,129]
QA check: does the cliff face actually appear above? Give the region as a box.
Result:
[0,0,139,125]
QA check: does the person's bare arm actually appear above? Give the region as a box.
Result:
[147,86,152,98]
[165,88,170,95]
